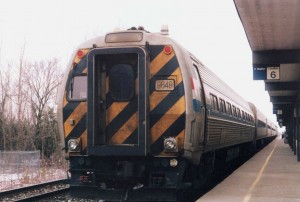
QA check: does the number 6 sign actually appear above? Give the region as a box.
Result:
[267,67,280,80]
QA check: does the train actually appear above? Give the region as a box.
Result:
[56,26,278,195]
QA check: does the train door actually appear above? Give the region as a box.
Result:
[192,63,206,147]
[86,47,149,156]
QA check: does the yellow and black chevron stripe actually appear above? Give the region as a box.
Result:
[149,45,186,156]
[106,68,138,145]
[63,49,89,153]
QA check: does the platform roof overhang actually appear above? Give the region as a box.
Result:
[234,0,300,127]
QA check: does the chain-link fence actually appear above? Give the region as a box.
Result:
[0,151,40,190]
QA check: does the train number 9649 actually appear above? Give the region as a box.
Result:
[155,79,175,91]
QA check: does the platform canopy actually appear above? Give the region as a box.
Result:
[234,0,300,127]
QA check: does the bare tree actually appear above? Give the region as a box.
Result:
[23,58,63,158]
[0,68,12,150]
[16,45,27,122]
[10,45,34,150]
[0,44,63,162]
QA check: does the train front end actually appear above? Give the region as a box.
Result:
[57,29,187,189]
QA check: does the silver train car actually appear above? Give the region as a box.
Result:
[56,26,277,191]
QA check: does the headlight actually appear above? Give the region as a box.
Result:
[68,139,80,152]
[164,137,177,151]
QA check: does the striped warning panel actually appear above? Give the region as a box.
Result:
[106,95,138,145]
[63,50,89,153]
[149,45,186,156]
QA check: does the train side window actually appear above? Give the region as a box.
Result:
[109,64,135,101]
[242,111,245,120]
[226,102,232,116]
[210,94,219,111]
[68,75,87,100]
[237,108,241,118]
[232,105,237,117]
[219,99,226,113]
[258,119,266,128]
[219,99,223,112]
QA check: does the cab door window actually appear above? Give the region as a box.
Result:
[109,64,135,101]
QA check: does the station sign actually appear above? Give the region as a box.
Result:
[267,67,280,80]
[253,65,280,80]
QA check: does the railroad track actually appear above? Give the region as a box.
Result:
[0,179,70,201]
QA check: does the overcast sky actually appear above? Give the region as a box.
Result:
[0,0,279,128]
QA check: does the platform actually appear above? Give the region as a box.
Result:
[198,138,300,201]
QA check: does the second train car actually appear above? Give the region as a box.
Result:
[57,26,277,192]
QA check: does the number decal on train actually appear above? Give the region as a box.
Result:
[155,79,175,91]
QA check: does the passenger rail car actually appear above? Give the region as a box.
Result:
[57,26,277,191]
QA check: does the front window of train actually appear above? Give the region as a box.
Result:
[68,75,87,100]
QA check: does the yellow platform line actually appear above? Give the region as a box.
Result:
[243,141,278,202]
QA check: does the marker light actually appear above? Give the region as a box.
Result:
[164,45,173,55]
[190,77,195,90]
[77,50,84,59]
